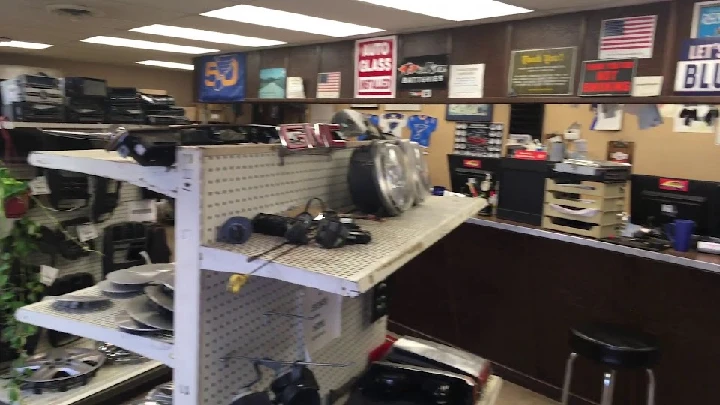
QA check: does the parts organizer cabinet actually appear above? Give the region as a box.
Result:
[20,143,486,405]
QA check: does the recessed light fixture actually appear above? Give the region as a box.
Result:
[137,60,194,70]
[81,36,218,54]
[354,0,532,21]
[0,40,53,50]
[200,5,383,37]
[130,25,285,47]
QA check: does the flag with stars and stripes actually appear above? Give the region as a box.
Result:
[599,15,657,60]
[317,72,341,98]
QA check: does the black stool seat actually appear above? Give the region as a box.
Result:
[570,324,660,369]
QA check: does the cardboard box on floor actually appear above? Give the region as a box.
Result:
[198,104,232,123]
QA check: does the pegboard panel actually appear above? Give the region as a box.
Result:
[198,270,385,404]
[198,271,304,404]
[200,149,354,244]
[24,177,143,281]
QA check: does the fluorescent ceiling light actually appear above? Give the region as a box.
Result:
[130,24,285,47]
[81,36,218,54]
[0,41,52,50]
[354,0,532,21]
[201,5,383,37]
[137,60,194,70]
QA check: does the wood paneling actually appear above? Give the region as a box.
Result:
[318,41,355,98]
[245,52,261,99]
[512,13,585,50]
[288,45,321,98]
[450,23,509,97]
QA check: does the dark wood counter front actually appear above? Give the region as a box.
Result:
[389,221,720,405]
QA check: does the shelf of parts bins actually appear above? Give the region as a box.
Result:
[0,121,156,130]
[15,286,175,367]
[200,196,485,297]
[28,149,178,197]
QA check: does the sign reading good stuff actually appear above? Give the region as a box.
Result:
[354,36,397,98]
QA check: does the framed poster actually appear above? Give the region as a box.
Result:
[508,47,577,96]
[197,53,246,102]
[445,104,494,122]
[259,68,287,99]
[693,1,720,38]
[354,36,397,98]
[397,54,449,90]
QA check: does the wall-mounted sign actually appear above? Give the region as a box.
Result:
[598,16,657,60]
[446,104,494,122]
[354,36,397,98]
[692,1,720,38]
[197,53,246,102]
[674,38,720,94]
[578,59,637,96]
[449,64,485,98]
[397,54,449,91]
[508,47,576,96]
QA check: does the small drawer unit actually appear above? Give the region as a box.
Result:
[542,178,626,238]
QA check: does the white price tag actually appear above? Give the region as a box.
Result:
[40,265,60,286]
[28,176,51,195]
[301,288,342,359]
[128,200,157,222]
[77,223,99,242]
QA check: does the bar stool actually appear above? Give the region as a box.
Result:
[561,323,660,405]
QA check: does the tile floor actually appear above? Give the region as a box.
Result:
[497,382,559,405]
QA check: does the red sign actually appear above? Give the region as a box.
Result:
[463,159,481,168]
[513,150,547,161]
[578,59,637,96]
[354,36,397,98]
[659,178,689,192]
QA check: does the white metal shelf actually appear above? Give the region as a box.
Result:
[28,150,178,197]
[200,196,484,296]
[1,122,153,130]
[15,287,175,367]
[1,351,165,405]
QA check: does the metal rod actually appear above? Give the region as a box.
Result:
[561,353,577,405]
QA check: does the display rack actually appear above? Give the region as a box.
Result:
[24,143,487,405]
[16,288,174,366]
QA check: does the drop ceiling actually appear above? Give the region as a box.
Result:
[0,0,666,68]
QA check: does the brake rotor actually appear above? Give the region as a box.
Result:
[15,348,106,394]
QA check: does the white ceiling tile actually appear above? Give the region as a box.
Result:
[167,15,324,43]
[111,0,243,14]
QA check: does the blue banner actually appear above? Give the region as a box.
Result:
[674,38,720,94]
[197,53,246,102]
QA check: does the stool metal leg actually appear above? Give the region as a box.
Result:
[600,371,616,405]
[646,369,656,405]
[561,353,578,405]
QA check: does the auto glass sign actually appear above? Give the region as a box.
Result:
[354,36,397,98]
[674,38,720,94]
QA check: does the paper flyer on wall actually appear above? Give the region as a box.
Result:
[449,64,485,98]
[286,77,305,98]
[301,288,342,360]
[591,104,624,131]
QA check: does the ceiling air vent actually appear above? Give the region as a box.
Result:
[46,4,103,19]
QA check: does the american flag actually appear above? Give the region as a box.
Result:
[599,15,657,59]
[317,72,340,98]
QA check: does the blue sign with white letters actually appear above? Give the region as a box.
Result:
[693,2,720,38]
[196,53,246,102]
[674,38,720,94]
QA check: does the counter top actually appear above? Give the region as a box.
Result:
[465,216,720,274]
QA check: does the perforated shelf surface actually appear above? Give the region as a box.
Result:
[200,196,484,296]
[0,338,166,405]
[16,286,175,367]
[28,149,178,197]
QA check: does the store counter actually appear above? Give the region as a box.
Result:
[466,216,720,274]
[389,216,720,405]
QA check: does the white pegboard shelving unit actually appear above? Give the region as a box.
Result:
[0,122,153,130]
[28,150,178,197]
[23,143,487,405]
[15,287,174,367]
[202,196,484,296]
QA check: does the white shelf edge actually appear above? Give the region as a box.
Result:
[200,197,484,297]
[15,307,175,368]
[28,150,178,197]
